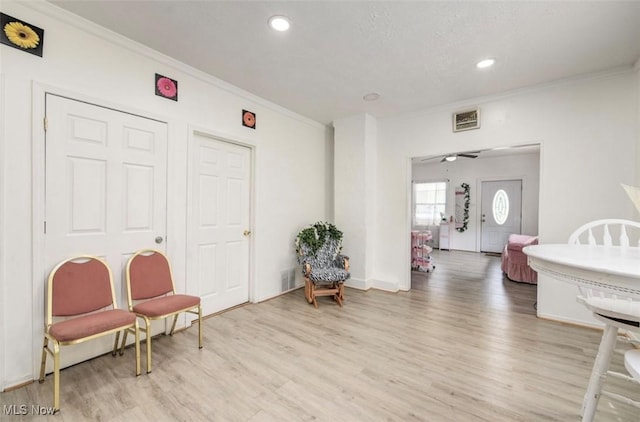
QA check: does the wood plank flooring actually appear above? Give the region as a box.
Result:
[1,250,638,421]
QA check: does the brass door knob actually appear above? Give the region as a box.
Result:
[243,230,252,236]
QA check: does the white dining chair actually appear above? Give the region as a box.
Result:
[568,219,640,421]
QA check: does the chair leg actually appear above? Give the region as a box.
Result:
[335,282,345,306]
[334,283,343,307]
[115,327,141,376]
[133,322,141,376]
[119,329,129,356]
[304,278,313,304]
[308,281,318,308]
[52,341,60,412]
[169,314,179,336]
[582,324,619,422]
[39,337,48,383]
[112,331,121,357]
[142,316,152,373]
[197,305,203,349]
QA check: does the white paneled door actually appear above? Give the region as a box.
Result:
[480,180,522,253]
[188,133,251,316]
[44,94,167,368]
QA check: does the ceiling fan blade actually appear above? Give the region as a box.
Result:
[419,156,441,162]
[457,153,478,159]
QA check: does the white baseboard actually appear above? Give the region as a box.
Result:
[345,278,370,290]
[370,279,400,292]
[345,278,399,292]
[537,311,602,330]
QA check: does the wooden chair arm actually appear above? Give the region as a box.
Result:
[334,254,349,272]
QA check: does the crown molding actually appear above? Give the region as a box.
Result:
[383,65,636,123]
[16,0,327,130]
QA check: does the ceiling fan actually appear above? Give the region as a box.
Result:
[421,151,481,163]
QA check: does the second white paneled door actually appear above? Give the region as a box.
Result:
[44,94,168,368]
[188,133,251,316]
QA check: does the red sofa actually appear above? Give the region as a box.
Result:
[501,234,538,284]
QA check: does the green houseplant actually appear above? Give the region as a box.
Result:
[295,221,343,258]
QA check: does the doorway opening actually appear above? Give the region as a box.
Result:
[409,144,540,289]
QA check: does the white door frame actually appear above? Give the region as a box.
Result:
[30,83,172,379]
[186,126,256,307]
[401,157,413,292]
[0,74,6,389]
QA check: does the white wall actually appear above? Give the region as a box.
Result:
[412,152,540,251]
[0,1,331,389]
[366,69,638,324]
[334,114,382,289]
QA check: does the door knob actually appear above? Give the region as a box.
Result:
[155,236,164,244]
[243,230,251,236]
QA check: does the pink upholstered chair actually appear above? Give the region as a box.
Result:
[120,249,202,373]
[501,234,538,284]
[39,256,140,412]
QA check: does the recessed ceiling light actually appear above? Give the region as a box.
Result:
[476,58,495,69]
[445,155,457,162]
[363,92,380,101]
[268,15,290,32]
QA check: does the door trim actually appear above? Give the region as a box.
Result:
[0,74,5,389]
[186,125,256,309]
[31,83,171,380]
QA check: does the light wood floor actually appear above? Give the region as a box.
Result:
[2,250,639,421]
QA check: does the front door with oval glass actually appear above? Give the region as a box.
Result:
[480,180,522,253]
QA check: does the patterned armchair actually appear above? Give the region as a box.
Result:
[296,223,350,308]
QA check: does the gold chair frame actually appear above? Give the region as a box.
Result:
[39,255,140,412]
[120,249,202,373]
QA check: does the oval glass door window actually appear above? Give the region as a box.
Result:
[492,189,509,225]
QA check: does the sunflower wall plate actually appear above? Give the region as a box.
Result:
[1,13,44,57]
[155,73,178,101]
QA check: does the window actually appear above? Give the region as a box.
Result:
[492,189,509,225]
[413,181,447,226]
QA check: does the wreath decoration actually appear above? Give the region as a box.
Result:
[456,182,470,233]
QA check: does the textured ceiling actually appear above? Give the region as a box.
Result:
[49,1,640,124]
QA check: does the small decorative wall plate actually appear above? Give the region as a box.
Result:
[242,110,256,129]
[1,13,44,57]
[155,73,178,101]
